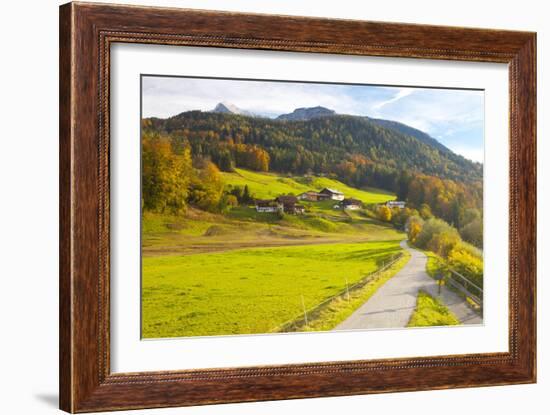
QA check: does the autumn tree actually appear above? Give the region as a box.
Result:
[188,161,224,212]
[142,110,482,194]
[390,207,418,229]
[219,194,239,213]
[141,111,483,244]
[377,205,392,222]
[415,218,460,257]
[227,184,254,205]
[447,242,483,288]
[460,217,483,248]
[406,215,424,243]
[141,132,192,214]
[419,203,433,219]
[234,144,270,172]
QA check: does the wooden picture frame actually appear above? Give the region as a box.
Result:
[59,2,536,412]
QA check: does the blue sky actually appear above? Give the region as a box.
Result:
[142,76,484,163]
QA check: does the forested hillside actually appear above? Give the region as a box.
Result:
[140,107,484,338]
[142,109,482,229]
[145,111,482,186]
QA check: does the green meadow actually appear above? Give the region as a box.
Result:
[407,291,460,327]
[142,199,403,257]
[141,168,406,338]
[142,240,403,338]
[222,168,395,204]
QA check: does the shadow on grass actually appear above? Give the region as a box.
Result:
[337,246,401,262]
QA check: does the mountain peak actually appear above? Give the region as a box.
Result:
[276,106,336,121]
[211,102,253,116]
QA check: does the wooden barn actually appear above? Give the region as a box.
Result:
[342,198,363,210]
[275,195,305,214]
[386,200,406,209]
[254,199,282,213]
[320,188,345,201]
[298,191,330,202]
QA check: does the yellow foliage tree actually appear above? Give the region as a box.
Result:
[141,132,193,214]
[447,245,483,288]
[189,161,224,212]
[409,221,423,243]
[378,205,392,222]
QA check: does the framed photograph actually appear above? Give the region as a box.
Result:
[59,2,536,412]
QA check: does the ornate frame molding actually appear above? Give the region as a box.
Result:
[60,2,536,412]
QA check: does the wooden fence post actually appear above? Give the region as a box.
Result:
[301,294,308,326]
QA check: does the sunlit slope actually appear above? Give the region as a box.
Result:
[221,168,395,204]
[142,240,403,338]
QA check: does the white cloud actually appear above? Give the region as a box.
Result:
[142,76,484,162]
[142,77,363,118]
[371,88,414,110]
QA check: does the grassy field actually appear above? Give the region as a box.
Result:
[141,168,406,338]
[222,168,395,204]
[407,290,460,327]
[142,240,404,338]
[142,203,404,257]
[142,209,403,258]
[289,251,411,332]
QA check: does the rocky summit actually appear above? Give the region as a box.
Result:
[276,106,336,121]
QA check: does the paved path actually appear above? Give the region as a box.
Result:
[334,240,482,331]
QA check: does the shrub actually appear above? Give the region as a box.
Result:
[460,217,483,248]
[219,194,239,213]
[188,161,224,212]
[413,218,483,288]
[419,203,433,220]
[414,218,460,255]
[142,132,193,214]
[447,243,483,288]
[461,208,482,226]
[427,232,460,257]
[390,207,408,228]
[377,205,392,222]
[406,215,424,243]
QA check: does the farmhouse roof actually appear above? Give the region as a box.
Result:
[342,198,362,206]
[321,187,344,195]
[276,195,298,204]
[255,199,279,207]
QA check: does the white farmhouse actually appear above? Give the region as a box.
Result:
[386,200,406,209]
[320,187,345,201]
[255,199,282,213]
[342,198,362,210]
